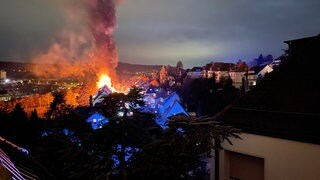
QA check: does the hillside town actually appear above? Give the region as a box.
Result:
[0,55,278,119]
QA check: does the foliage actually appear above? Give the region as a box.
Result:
[33,86,158,179]
[176,61,184,70]
[65,90,79,107]
[159,66,168,84]
[10,103,28,122]
[127,115,240,180]
[90,86,158,180]
[45,92,73,120]
[30,109,39,121]
[0,86,240,180]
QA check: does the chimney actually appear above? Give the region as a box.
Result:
[89,95,93,107]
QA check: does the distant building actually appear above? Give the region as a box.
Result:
[212,62,234,81]
[143,85,160,111]
[255,64,273,80]
[156,92,189,129]
[269,58,282,67]
[142,85,189,129]
[92,86,112,106]
[246,70,257,87]
[245,58,284,90]
[0,90,11,101]
[229,61,249,89]
[86,112,109,130]
[204,62,234,81]
[0,70,6,80]
[187,67,204,79]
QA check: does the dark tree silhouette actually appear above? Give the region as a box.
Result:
[128,115,240,180]
[65,86,159,180]
[101,87,156,179]
[15,86,239,180]
[45,92,71,120]
[30,109,39,121]
[10,103,28,122]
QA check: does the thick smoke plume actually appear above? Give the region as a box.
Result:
[32,0,119,83]
[88,0,118,74]
[31,0,120,105]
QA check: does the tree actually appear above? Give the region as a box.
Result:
[33,105,92,179]
[30,109,39,121]
[45,92,71,120]
[128,116,240,179]
[10,103,28,122]
[176,61,184,70]
[8,103,35,147]
[89,86,158,180]
[149,79,159,87]
[30,86,240,180]
[43,92,54,108]
[182,77,238,117]
[159,66,168,84]
[0,110,10,139]
[65,90,78,107]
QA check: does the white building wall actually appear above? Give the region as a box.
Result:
[0,70,6,80]
[256,65,273,79]
[213,133,320,180]
[207,70,214,79]
[229,71,246,89]
[215,71,229,82]
[187,71,203,79]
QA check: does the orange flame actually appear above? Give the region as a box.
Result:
[97,74,117,92]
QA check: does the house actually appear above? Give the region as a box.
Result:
[203,62,235,81]
[157,93,181,113]
[212,62,235,81]
[210,34,320,180]
[92,86,112,106]
[255,64,274,81]
[269,59,282,67]
[156,92,189,129]
[187,67,204,79]
[246,58,284,90]
[229,61,249,89]
[142,88,189,128]
[86,112,109,130]
[143,85,165,113]
[245,70,257,88]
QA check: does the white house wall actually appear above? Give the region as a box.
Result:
[256,65,273,79]
[229,71,246,89]
[214,133,320,180]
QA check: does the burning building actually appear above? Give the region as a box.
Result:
[31,0,121,106]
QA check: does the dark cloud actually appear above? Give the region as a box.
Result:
[115,0,320,67]
[0,1,66,61]
[1,0,320,68]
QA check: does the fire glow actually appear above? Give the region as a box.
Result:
[97,74,117,92]
[30,0,120,105]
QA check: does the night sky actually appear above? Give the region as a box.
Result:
[1,0,320,68]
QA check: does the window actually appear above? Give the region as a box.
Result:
[227,151,264,180]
